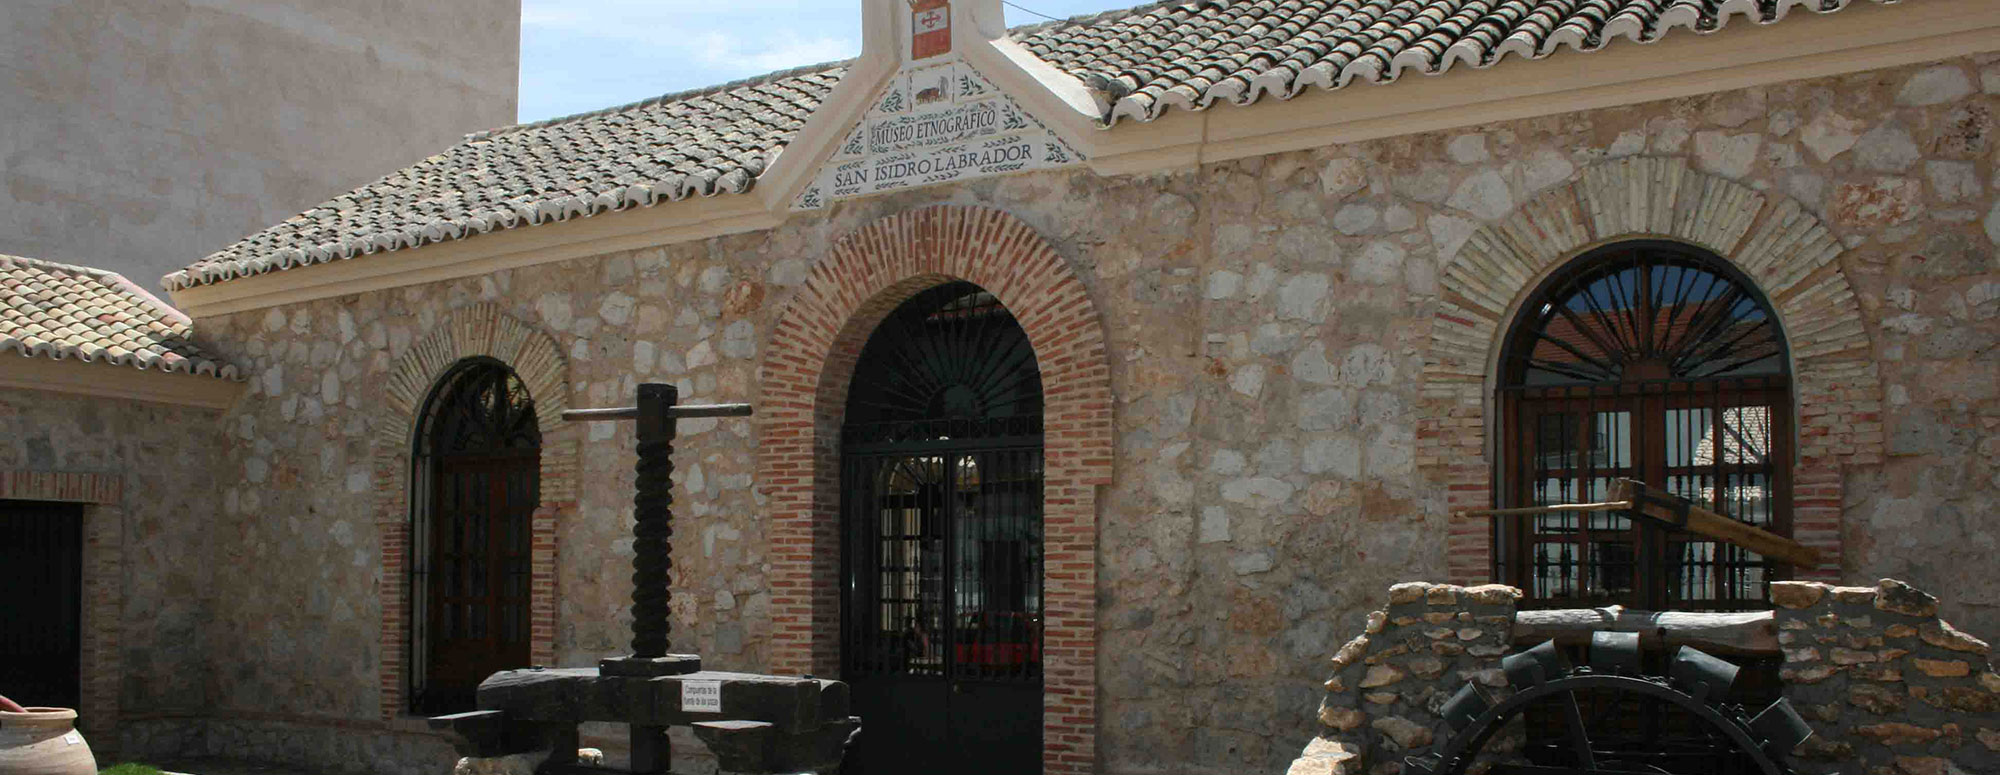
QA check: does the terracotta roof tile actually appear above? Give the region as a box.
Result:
[1017,0,1904,124]
[165,0,1901,291]
[165,65,845,291]
[2,254,240,380]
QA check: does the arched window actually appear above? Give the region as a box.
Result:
[1496,241,1792,611]
[409,358,540,714]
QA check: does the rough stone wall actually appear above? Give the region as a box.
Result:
[1772,579,2000,774]
[0,389,226,738]
[1299,582,1523,774]
[0,0,520,282]
[177,53,2000,775]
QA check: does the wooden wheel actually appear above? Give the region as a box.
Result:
[1406,636,1811,775]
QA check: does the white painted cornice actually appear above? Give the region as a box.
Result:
[953,6,1105,154]
[2,356,245,410]
[169,0,2000,319]
[168,192,780,317]
[1157,0,2000,170]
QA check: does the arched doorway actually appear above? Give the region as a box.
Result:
[410,357,541,714]
[1495,240,1793,611]
[840,281,1045,775]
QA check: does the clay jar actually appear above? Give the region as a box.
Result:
[0,708,96,775]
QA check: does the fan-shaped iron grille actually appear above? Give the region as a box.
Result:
[419,358,541,457]
[839,282,1046,773]
[844,281,1043,444]
[1507,244,1786,386]
[1497,242,1793,612]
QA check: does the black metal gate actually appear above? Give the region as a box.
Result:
[0,499,85,709]
[839,282,1044,775]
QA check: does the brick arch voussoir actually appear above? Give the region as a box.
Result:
[375,302,572,451]
[370,301,574,720]
[756,204,1110,775]
[1428,157,1875,388]
[1421,156,1880,585]
[761,205,1112,483]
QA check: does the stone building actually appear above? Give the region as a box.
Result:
[0,0,521,281]
[5,0,2000,773]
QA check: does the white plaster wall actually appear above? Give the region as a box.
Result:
[0,0,519,285]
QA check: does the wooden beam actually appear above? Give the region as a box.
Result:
[1459,480,1820,569]
[1512,607,1780,656]
[1609,479,1820,569]
[1456,501,1632,519]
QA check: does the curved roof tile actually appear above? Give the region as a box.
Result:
[165,65,846,291]
[1017,0,1903,124]
[3,255,241,380]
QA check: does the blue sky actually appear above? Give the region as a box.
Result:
[518,0,1138,123]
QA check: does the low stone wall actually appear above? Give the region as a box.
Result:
[1772,579,2000,774]
[1288,579,2000,775]
[1293,582,1522,774]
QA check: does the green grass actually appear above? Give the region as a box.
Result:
[99,764,166,775]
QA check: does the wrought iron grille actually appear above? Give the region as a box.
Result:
[843,282,1042,428]
[842,438,1044,685]
[840,281,1045,688]
[410,358,540,714]
[417,358,542,457]
[1497,242,1793,611]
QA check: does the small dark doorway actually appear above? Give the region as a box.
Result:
[0,499,85,709]
[410,358,541,714]
[841,282,1045,775]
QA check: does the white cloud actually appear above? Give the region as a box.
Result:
[689,30,856,72]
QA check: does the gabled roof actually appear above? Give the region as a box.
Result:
[164,0,1907,293]
[165,65,845,292]
[2,254,240,380]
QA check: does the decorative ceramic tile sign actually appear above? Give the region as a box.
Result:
[792,58,1082,211]
[911,0,951,60]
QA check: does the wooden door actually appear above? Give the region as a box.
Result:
[0,500,84,709]
[424,455,536,711]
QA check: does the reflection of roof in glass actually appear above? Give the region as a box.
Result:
[1692,406,1772,467]
[1511,252,1786,385]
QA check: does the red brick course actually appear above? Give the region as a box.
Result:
[758,205,1112,775]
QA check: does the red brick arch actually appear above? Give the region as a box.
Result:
[1420,157,1883,587]
[758,204,1111,775]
